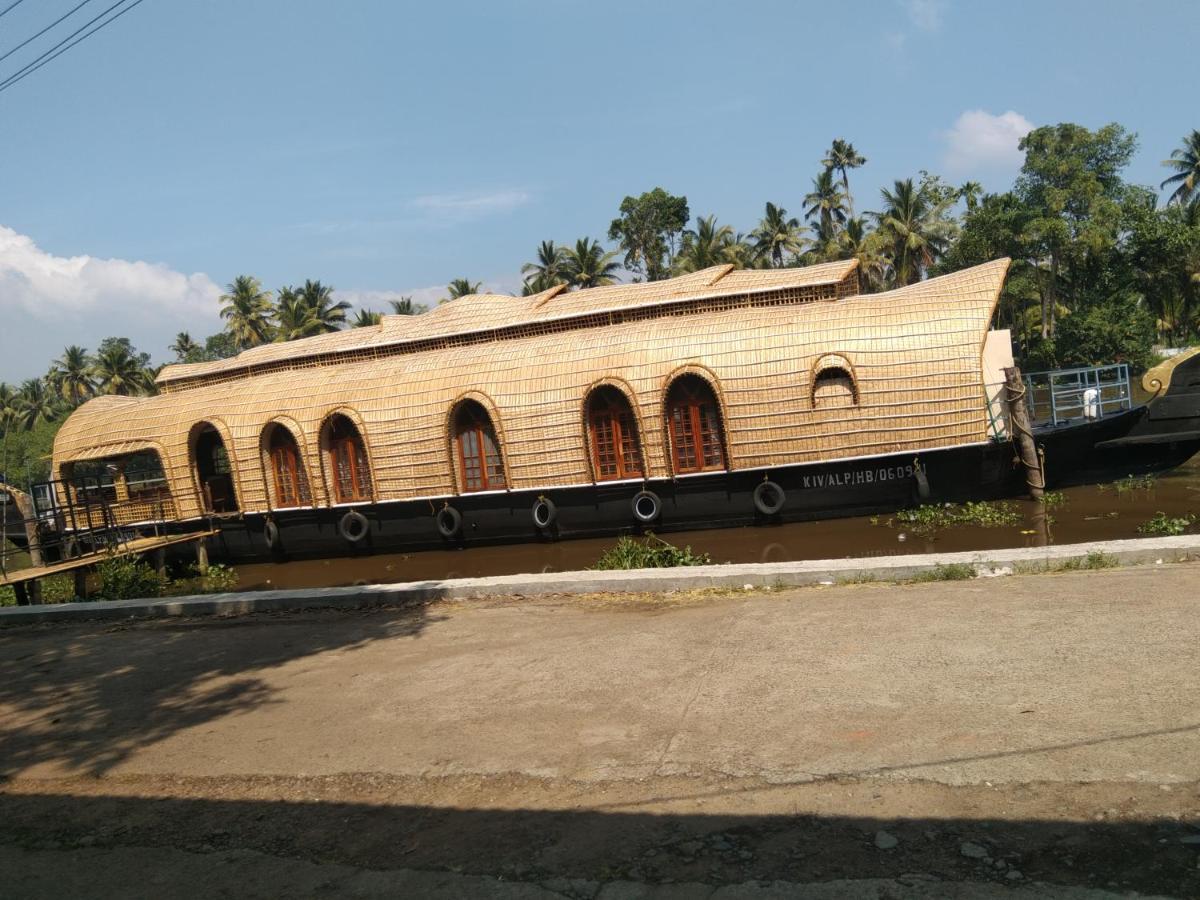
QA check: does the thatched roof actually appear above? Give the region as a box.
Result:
[157,260,860,388]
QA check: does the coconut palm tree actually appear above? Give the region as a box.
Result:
[219,275,274,349]
[15,379,58,430]
[838,218,891,292]
[388,297,425,315]
[169,332,200,362]
[561,238,621,289]
[750,202,806,268]
[1161,130,1200,207]
[674,216,737,274]
[872,178,958,286]
[959,181,984,213]
[352,309,382,327]
[273,287,312,342]
[91,344,150,396]
[296,280,351,334]
[822,139,867,217]
[447,278,482,301]
[49,346,94,406]
[521,240,568,289]
[803,170,848,239]
[0,383,17,434]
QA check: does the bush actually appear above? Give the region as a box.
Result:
[95,555,168,601]
[592,534,712,570]
[165,563,239,596]
[893,501,1022,534]
[908,562,976,582]
[1136,512,1196,536]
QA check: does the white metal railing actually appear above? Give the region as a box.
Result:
[1022,364,1132,426]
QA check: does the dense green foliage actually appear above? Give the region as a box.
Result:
[592,534,713,570]
[94,555,169,601]
[1136,511,1196,536]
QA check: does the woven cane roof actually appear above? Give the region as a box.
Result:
[157,260,859,387]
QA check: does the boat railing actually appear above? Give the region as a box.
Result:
[1022,363,1132,427]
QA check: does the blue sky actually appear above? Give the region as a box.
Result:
[1,0,1197,381]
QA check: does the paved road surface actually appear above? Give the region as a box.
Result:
[2,566,1198,897]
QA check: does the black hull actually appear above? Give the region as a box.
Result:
[165,413,1199,564]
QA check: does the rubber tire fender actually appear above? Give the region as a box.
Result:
[531,497,557,530]
[753,480,786,516]
[339,509,370,543]
[263,519,280,550]
[631,490,661,524]
[436,505,463,539]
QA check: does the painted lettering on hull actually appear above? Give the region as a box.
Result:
[801,464,918,490]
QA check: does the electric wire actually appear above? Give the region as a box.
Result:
[0,0,94,65]
[0,0,148,95]
[0,0,33,21]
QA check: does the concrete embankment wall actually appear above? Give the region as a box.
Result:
[2,535,1198,626]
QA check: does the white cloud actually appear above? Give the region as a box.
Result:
[0,226,219,321]
[902,0,946,31]
[943,109,1034,174]
[0,225,223,381]
[411,189,531,221]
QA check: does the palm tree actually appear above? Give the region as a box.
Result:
[822,139,867,217]
[91,344,150,396]
[49,346,93,406]
[169,332,200,362]
[521,240,568,289]
[296,280,351,334]
[1161,130,1200,207]
[674,216,737,274]
[219,275,274,349]
[15,379,58,430]
[838,218,891,292]
[0,383,17,434]
[447,278,482,300]
[872,178,958,286]
[388,297,426,315]
[750,202,806,268]
[352,309,382,327]
[803,170,848,239]
[959,181,984,213]
[561,238,621,289]
[273,287,313,342]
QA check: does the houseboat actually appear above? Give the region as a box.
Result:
[44,258,1200,562]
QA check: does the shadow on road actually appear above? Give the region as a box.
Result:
[1,789,1198,896]
[0,602,440,778]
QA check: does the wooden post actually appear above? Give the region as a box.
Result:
[74,569,88,600]
[28,579,42,605]
[2,484,44,568]
[1004,366,1044,500]
[13,581,29,606]
[153,548,167,577]
[195,538,209,574]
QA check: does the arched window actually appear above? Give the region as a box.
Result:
[812,364,858,409]
[665,375,726,474]
[586,386,644,481]
[322,414,372,503]
[263,424,312,508]
[192,423,238,513]
[452,401,505,492]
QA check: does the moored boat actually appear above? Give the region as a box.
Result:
[40,258,1200,562]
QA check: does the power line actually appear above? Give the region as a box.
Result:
[0,0,33,21]
[0,0,95,65]
[0,0,148,95]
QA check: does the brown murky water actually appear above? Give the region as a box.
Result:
[232,458,1200,590]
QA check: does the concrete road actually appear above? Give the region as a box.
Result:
[2,565,1198,897]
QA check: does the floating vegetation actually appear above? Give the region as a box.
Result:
[888,500,1023,534]
[907,562,977,582]
[593,533,713,570]
[1040,490,1068,509]
[1136,512,1196,536]
[1106,474,1158,494]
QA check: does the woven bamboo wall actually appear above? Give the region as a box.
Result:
[53,259,1009,519]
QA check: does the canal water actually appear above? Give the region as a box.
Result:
[233,458,1200,591]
